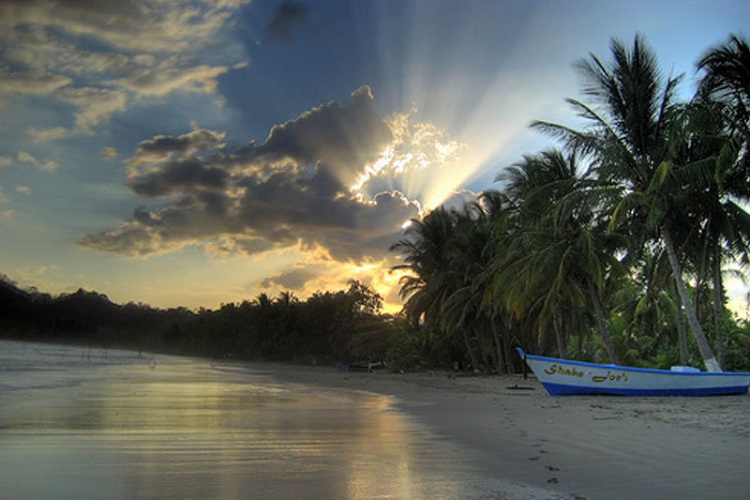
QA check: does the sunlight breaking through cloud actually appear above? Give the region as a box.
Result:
[79,88,420,263]
[351,108,468,213]
[76,86,486,310]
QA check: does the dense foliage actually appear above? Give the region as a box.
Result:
[0,275,400,365]
[389,34,750,372]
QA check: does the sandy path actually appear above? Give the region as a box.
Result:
[268,365,750,499]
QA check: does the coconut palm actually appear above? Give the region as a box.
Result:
[488,149,625,362]
[391,207,485,369]
[438,203,495,370]
[697,34,750,141]
[390,207,456,328]
[694,36,750,364]
[612,246,689,366]
[533,35,722,371]
[669,100,750,366]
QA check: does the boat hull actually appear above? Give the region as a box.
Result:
[517,349,750,397]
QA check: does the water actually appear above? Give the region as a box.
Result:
[0,340,497,499]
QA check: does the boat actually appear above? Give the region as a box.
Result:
[517,348,750,396]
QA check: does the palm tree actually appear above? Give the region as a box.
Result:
[697,34,750,141]
[390,207,456,328]
[533,35,722,371]
[476,190,520,371]
[489,149,625,363]
[439,204,492,370]
[612,247,689,366]
[672,101,750,367]
[391,207,486,369]
[695,36,750,365]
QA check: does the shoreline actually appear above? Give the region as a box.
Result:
[264,362,750,499]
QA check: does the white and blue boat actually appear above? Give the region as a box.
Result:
[517,348,750,396]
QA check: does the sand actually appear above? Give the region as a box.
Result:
[4,340,749,499]
[269,364,750,499]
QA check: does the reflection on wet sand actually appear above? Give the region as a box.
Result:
[0,342,471,499]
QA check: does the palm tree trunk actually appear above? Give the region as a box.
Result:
[712,245,726,368]
[661,226,722,372]
[587,281,619,364]
[460,327,480,371]
[491,317,507,374]
[503,335,514,374]
[551,308,567,358]
[677,304,689,366]
[478,329,492,373]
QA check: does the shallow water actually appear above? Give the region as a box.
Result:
[0,340,497,499]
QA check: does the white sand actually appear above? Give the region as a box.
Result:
[269,364,750,499]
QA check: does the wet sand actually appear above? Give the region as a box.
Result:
[0,342,562,499]
[270,364,750,499]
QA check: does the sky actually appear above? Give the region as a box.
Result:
[1,0,749,314]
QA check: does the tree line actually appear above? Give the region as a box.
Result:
[0,275,410,367]
[390,34,750,372]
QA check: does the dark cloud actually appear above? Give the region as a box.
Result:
[80,87,419,262]
[265,1,309,42]
[133,129,226,160]
[260,265,323,290]
[129,158,230,197]
[254,86,391,186]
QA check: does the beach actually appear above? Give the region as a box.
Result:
[2,341,749,499]
[271,364,750,499]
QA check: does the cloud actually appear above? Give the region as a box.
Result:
[80,87,421,262]
[125,127,229,197]
[18,151,57,171]
[0,0,248,53]
[0,67,72,94]
[128,127,227,165]
[28,127,69,142]
[351,108,468,210]
[117,62,233,96]
[260,264,325,290]
[253,86,392,185]
[255,256,405,314]
[58,87,129,132]
[16,186,31,196]
[266,1,309,42]
[0,155,12,167]
[0,0,249,137]
[102,147,119,160]
[204,235,276,259]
